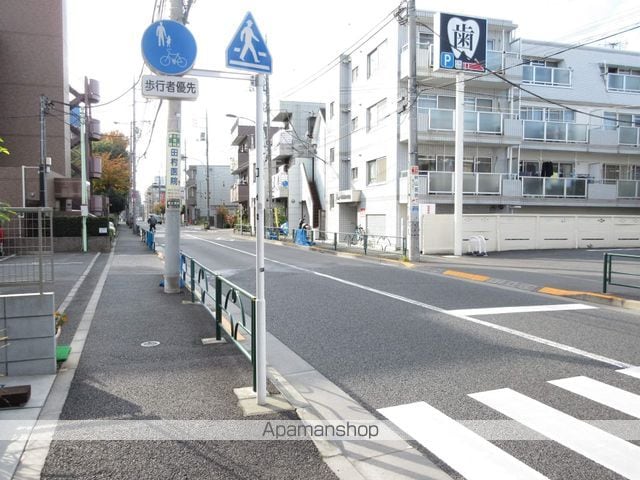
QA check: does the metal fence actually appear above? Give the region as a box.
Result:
[0,207,54,293]
[262,226,407,259]
[180,252,257,389]
[603,252,640,293]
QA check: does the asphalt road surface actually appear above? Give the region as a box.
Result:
[180,229,640,480]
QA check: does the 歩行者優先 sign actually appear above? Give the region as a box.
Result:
[141,75,198,100]
[434,12,487,73]
[141,20,197,76]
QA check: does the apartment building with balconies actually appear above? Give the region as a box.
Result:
[299,9,640,250]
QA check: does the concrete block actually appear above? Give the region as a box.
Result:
[6,315,54,340]
[7,358,56,376]
[6,337,54,362]
[4,293,54,319]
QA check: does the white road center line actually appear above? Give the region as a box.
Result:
[448,304,596,316]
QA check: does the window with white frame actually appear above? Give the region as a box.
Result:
[329,101,335,119]
[351,167,359,181]
[366,157,387,185]
[351,116,359,132]
[352,66,359,83]
[464,97,493,112]
[329,147,335,163]
[603,112,640,130]
[462,157,492,173]
[330,194,335,209]
[418,32,433,49]
[367,40,386,78]
[367,99,387,131]
[520,106,575,122]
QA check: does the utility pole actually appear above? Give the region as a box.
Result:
[39,95,50,207]
[131,80,139,234]
[163,0,182,293]
[205,110,211,229]
[265,75,273,230]
[406,0,420,261]
[454,72,464,256]
[80,105,88,253]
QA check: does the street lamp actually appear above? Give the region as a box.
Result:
[226,113,274,230]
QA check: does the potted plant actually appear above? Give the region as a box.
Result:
[54,311,68,341]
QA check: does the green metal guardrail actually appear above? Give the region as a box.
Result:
[180,251,257,389]
[603,252,640,293]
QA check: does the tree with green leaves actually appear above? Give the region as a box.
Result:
[72,131,131,214]
[0,137,9,156]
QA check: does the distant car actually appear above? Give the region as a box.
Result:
[150,214,162,224]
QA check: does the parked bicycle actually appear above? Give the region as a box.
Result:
[344,225,366,247]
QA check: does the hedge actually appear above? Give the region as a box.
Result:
[52,216,111,237]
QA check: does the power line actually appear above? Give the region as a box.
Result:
[280,3,402,99]
[138,99,164,161]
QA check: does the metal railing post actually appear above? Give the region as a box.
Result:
[363,234,368,255]
[190,258,195,303]
[333,232,337,251]
[37,209,43,294]
[603,253,610,293]
[215,275,222,340]
[251,298,257,392]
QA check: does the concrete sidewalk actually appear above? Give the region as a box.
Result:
[2,230,339,480]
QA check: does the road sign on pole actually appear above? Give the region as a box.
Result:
[226,12,272,74]
[141,20,197,76]
[226,11,271,405]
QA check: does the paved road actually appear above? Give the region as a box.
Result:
[180,229,640,480]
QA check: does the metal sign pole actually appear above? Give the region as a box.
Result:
[255,74,267,405]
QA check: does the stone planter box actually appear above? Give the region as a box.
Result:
[1,292,56,376]
[53,236,112,252]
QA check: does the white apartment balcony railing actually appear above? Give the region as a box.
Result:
[271,130,295,160]
[607,73,640,93]
[400,172,640,201]
[617,180,640,198]
[424,108,505,134]
[485,50,521,73]
[401,46,521,81]
[523,120,588,143]
[428,172,512,195]
[522,65,572,87]
[521,177,587,198]
[230,182,249,203]
[400,171,513,197]
[619,126,640,146]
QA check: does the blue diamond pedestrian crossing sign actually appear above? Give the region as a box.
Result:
[226,12,272,74]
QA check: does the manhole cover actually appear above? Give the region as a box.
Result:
[140,341,160,347]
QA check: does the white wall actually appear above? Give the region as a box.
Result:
[422,214,640,254]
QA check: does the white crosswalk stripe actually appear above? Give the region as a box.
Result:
[618,366,640,380]
[549,376,640,418]
[381,372,640,480]
[470,388,640,480]
[378,401,549,480]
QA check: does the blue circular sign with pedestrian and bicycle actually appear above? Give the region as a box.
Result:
[141,20,197,76]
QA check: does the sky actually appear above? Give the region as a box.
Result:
[65,0,640,193]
